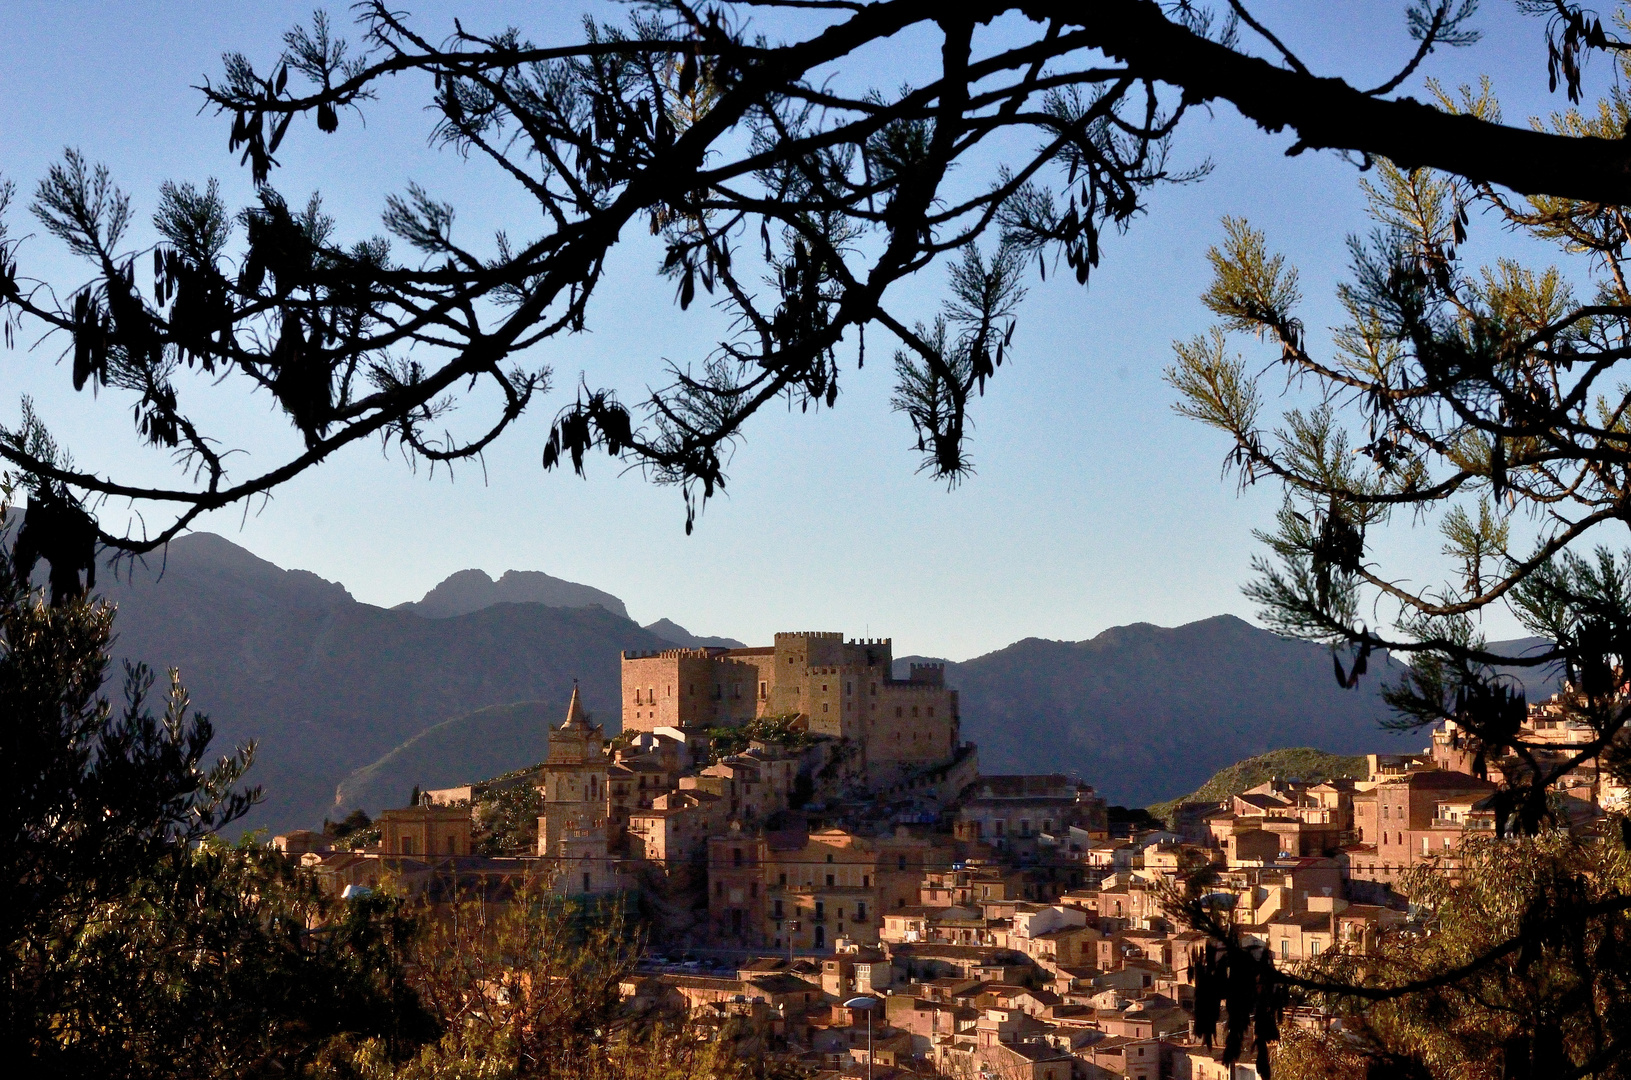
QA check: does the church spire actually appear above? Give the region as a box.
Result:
[562,680,590,729]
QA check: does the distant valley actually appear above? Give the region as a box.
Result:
[84,532,1555,832]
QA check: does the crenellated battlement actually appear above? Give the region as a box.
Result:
[621,647,736,661]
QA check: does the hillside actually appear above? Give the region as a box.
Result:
[68,528,1568,834]
[643,618,746,649]
[896,617,1427,807]
[95,533,674,834]
[395,568,629,619]
[1145,748,1368,823]
[335,700,563,813]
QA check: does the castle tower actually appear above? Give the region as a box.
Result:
[537,684,615,894]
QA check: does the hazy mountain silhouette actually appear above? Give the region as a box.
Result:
[336,700,563,814]
[643,618,745,649]
[395,567,628,619]
[67,530,1573,831]
[895,616,1562,807]
[94,534,670,834]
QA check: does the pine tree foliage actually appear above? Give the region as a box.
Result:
[0,1,1617,553]
[0,488,433,1074]
[1163,11,1631,1076]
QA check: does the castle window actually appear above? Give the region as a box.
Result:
[912,706,919,718]
[823,703,829,713]
[826,853,834,863]
[847,682,852,694]
[895,707,903,718]
[822,684,828,692]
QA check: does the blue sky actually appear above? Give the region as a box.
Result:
[0,3,1597,658]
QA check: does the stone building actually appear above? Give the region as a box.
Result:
[952,775,1108,853]
[379,804,473,857]
[1346,768,1497,887]
[706,825,953,951]
[620,631,961,783]
[536,685,619,895]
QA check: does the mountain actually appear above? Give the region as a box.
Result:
[96,534,671,834]
[896,616,1434,807]
[643,618,746,650]
[335,700,562,813]
[395,568,629,619]
[1145,748,1368,823]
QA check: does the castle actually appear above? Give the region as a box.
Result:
[620,631,960,783]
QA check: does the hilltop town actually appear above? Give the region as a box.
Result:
[273,631,1630,1080]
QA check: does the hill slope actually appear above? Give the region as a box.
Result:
[335,700,563,813]
[1145,748,1368,822]
[97,534,672,833]
[898,616,1427,807]
[395,568,629,619]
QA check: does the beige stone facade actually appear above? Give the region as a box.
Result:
[621,631,960,782]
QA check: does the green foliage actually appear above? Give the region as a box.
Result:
[314,879,752,1080]
[703,714,812,763]
[1279,829,1631,1079]
[1145,748,1367,825]
[0,498,431,1073]
[474,782,544,856]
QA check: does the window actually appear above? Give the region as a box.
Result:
[823,703,829,713]
[584,872,592,892]
[779,872,787,886]
[734,848,743,868]
[1383,805,1390,819]
[774,899,783,918]
[912,706,919,717]
[716,881,724,897]
[826,853,834,863]
[994,821,1004,836]
[815,901,825,919]
[1279,939,1290,959]
[822,684,828,692]
[1020,820,1031,836]
[400,836,415,855]
[827,874,835,887]
[445,836,456,855]
[847,682,852,694]
[862,874,870,887]
[898,855,907,871]
[857,902,867,921]
[927,706,934,717]
[760,681,767,699]
[870,682,877,695]
[895,707,903,718]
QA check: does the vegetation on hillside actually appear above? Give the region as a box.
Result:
[703,715,813,763]
[1272,829,1631,1079]
[0,497,430,1073]
[1146,748,1366,824]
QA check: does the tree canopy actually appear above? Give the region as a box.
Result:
[0,1,1625,582]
